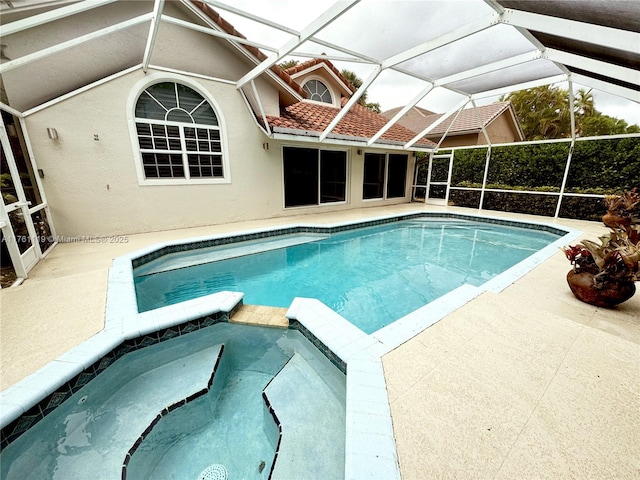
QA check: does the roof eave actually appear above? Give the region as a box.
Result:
[270,127,434,151]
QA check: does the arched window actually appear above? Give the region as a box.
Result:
[134,82,225,180]
[303,79,332,104]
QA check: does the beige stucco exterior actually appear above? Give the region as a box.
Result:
[5,1,416,238]
[24,70,413,236]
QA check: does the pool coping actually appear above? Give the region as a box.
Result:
[0,210,581,479]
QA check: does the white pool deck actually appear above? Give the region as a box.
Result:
[1,204,638,479]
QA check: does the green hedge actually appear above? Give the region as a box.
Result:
[442,137,639,220]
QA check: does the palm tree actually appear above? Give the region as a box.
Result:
[340,69,381,113]
[501,85,571,140]
[573,88,595,137]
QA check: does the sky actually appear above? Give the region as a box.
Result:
[216,0,640,126]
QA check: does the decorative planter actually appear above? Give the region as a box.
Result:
[566,270,636,308]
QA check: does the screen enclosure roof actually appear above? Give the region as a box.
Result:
[0,0,638,149]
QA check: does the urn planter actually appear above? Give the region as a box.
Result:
[566,270,636,308]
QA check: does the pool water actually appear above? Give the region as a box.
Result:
[135,219,560,333]
[0,323,346,480]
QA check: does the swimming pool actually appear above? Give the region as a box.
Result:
[0,323,346,480]
[134,217,562,333]
[0,211,578,480]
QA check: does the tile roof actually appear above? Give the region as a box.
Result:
[382,105,436,119]
[191,1,307,98]
[423,102,513,135]
[382,101,516,137]
[382,102,510,137]
[267,99,436,147]
[285,57,355,93]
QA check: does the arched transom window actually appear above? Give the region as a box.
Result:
[303,79,332,104]
[134,82,224,180]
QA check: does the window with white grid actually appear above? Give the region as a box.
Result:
[134,82,226,181]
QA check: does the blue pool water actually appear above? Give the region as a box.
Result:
[0,323,346,480]
[135,219,560,333]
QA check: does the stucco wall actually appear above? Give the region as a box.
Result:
[24,69,273,236]
[24,68,413,237]
[435,133,481,148]
[485,112,520,144]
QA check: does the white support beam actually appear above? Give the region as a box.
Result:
[570,73,640,104]
[435,104,467,150]
[568,78,577,140]
[142,0,165,73]
[200,0,299,36]
[368,83,434,146]
[0,0,117,36]
[501,8,639,56]
[470,74,568,100]
[319,65,382,142]
[482,0,505,15]
[381,13,499,70]
[0,13,153,74]
[434,50,541,87]
[283,51,373,65]
[472,99,492,146]
[235,0,360,89]
[0,102,23,118]
[249,80,271,136]
[405,97,470,149]
[544,48,640,88]
[161,15,278,53]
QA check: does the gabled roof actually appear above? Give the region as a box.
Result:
[284,57,355,94]
[382,101,523,140]
[267,99,436,148]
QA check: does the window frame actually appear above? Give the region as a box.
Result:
[127,73,231,186]
[302,78,334,105]
[362,152,409,201]
[282,146,349,209]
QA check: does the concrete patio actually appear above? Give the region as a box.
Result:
[1,204,638,479]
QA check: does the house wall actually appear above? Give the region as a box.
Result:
[14,1,412,237]
[484,112,520,144]
[24,68,413,237]
[434,134,480,148]
[150,3,280,117]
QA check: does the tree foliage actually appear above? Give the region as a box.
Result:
[500,86,639,140]
[278,59,299,70]
[339,69,381,113]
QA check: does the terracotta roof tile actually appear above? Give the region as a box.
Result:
[267,101,435,147]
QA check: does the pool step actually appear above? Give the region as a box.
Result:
[264,353,345,480]
[230,304,289,328]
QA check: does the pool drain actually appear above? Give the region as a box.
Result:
[197,464,227,480]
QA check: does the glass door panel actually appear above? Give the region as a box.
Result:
[2,111,44,207]
[7,209,31,254]
[31,208,54,253]
[1,108,55,278]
